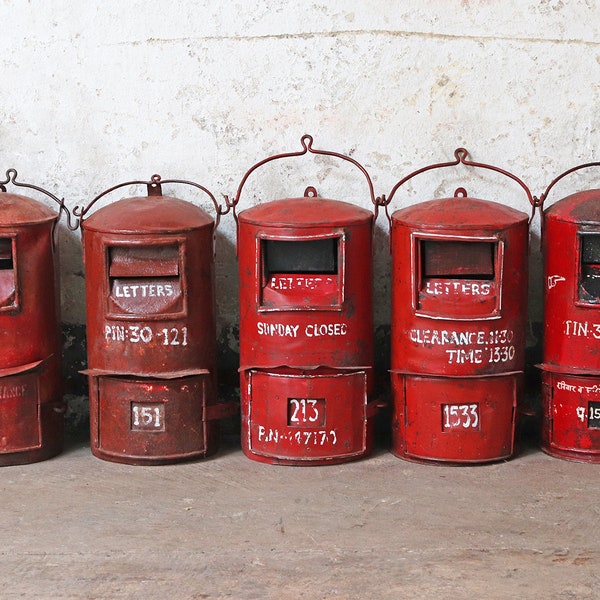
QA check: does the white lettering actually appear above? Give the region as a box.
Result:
[104,325,126,342]
[256,322,348,338]
[409,327,517,365]
[254,426,338,446]
[443,403,480,429]
[410,328,514,348]
[555,380,600,396]
[305,323,348,337]
[446,348,484,364]
[103,324,188,346]
[257,425,266,441]
[0,384,28,399]
[563,319,600,340]
[270,275,335,291]
[256,323,301,338]
[113,282,175,298]
[424,280,493,296]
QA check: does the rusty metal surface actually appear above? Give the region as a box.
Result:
[392,373,520,463]
[0,192,58,226]
[81,195,214,233]
[74,173,227,231]
[0,168,76,230]
[238,196,373,227]
[90,375,216,466]
[539,181,600,462]
[542,188,600,223]
[541,372,600,462]
[233,136,377,465]
[0,171,66,465]
[241,368,375,465]
[541,191,600,373]
[81,176,231,464]
[238,204,375,465]
[390,196,529,378]
[390,195,530,230]
[386,151,531,464]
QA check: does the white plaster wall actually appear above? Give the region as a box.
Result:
[1,0,599,337]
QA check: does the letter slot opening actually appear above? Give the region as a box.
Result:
[0,238,16,308]
[260,237,342,310]
[107,244,184,317]
[421,240,495,280]
[416,238,500,319]
[579,234,600,303]
[263,238,338,276]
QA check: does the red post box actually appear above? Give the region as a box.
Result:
[0,169,72,465]
[228,135,380,465]
[383,150,533,464]
[76,175,234,465]
[538,161,600,462]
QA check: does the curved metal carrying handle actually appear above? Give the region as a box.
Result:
[378,148,537,225]
[0,168,78,231]
[224,134,379,224]
[73,174,229,231]
[536,160,600,212]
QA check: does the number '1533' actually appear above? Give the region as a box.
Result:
[442,403,480,430]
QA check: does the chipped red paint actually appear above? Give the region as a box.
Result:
[237,195,376,465]
[390,194,529,464]
[540,188,600,462]
[81,177,232,465]
[0,186,64,465]
[232,136,379,465]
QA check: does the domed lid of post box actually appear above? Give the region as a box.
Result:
[544,189,600,224]
[83,195,213,234]
[391,195,528,230]
[0,192,58,226]
[238,196,372,228]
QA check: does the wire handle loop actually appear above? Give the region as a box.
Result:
[0,168,78,230]
[73,174,229,231]
[536,160,600,213]
[532,160,600,244]
[224,134,379,225]
[377,148,536,225]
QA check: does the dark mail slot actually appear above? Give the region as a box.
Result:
[263,238,338,276]
[109,245,179,278]
[107,244,183,316]
[580,235,600,302]
[0,238,15,307]
[0,238,12,265]
[422,240,495,280]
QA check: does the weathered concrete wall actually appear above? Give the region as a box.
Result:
[1,1,599,428]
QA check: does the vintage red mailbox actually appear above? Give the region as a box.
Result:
[0,169,71,466]
[384,150,532,464]
[539,161,600,462]
[77,175,233,465]
[229,135,379,465]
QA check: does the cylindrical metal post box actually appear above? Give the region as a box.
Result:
[385,150,531,464]
[0,169,69,466]
[78,175,233,465]
[539,163,600,462]
[231,136,379,465]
